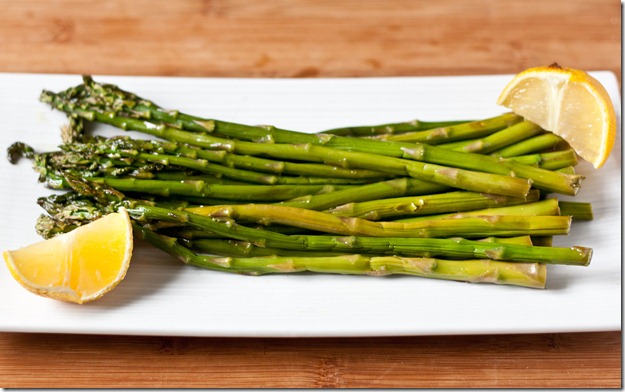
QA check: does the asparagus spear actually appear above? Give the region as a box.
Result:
[153,199,564,236]
[183,202,571,238]
[135,223,547,288]
[33,179,592,266]
[76,80,582,196]
[395,198,561,223]
[326,189,541,220]
[52,78,583,197]
[355,113,522,143]
[403,145,582,196]
[435,121,543,154]
[558,201,594,221]
[152,172,248,184]
[15,137,386,187]
[281,178,449,210]
[34,192,115,238]
[184,237,346,257]
[491,133,567,158]
[184,235,536,257]
[75,76,471,138]
[506,149,578,171]
[319,119,475,137]
[34,183,550,253]
[125,203,588,265]
[43,90,534,197]
[48,81,556,167]
[43,85,576,197]
[88,178,351,202]
[40,188,557,237]
[143,137,391,180]
[36,168,352,202]
[31,198,553,289]
[154,171,372,185]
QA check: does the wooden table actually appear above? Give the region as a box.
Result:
[0,0,620,388]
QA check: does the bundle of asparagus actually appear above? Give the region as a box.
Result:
[8,76,595,289]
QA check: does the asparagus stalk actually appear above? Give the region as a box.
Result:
[184,237,345,257]
[123,150,281,185]
[44,86,576,197]
[153,171,372,185]
[125,203,589,265]
[183,202,571,238]
[356,113,523,143]
[327,189,541,220]
[506,149,578,171]
[209,110,581,194]
[152,172,247,184]
[88,86,580,196]
[63,111,532,197]
[185,235,535,257]
[167,139,390,180]
[491,133,567,158]
[44,81,554,170]
[9,141,165,181]
[558,201,594,221]
[319,119,475,137]
[435,121,543,154]
[23,137,386,186]
[34,188,548,257]
[88,178,350,202]
[10,139,279,185]
[281,178,449,210]
[395,198,561,223]
[63,77,584,196]
[41,171,352,202]
[74,80,562,171]
[402,145,582,196]
[160,199,562,238]
[135,223,547,288]
[33,180,591,267]
[77,76,477,139]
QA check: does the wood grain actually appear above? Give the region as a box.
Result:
[0,0,620,78]
[0,332,620,388]
[0,0,621,388]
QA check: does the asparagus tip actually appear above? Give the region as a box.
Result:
[7,141,35,164]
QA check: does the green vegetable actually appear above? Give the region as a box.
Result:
[4,76,598,289]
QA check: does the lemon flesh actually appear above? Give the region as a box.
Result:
[3,209,133,304]
[497,64,616,169]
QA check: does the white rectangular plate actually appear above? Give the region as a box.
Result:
[0,72,620,337]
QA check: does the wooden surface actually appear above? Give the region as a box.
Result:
[0,0,621,388]
[0,331,621,388]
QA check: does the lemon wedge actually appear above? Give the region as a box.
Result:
[3,209,133,304]
[497,63,616,168]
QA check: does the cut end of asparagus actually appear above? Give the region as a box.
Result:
[571,246,593,266]
[569,175,585,196]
